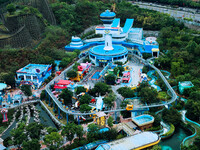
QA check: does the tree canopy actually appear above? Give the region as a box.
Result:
[59,88,73,105]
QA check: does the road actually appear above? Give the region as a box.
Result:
[133,2,200,22]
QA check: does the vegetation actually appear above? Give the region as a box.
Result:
[162,123,175,137]
[117,87,135,98]
[20,85,32,98]
[59,88,73,105]
[44,132,63,149]
[162,108,182,127]
[108,116,114,128]
[80,104,91,113]
[67,70,77,78]
[103,93,116,109]
[79,94,91,105]
[75,86,87,94]
[89,82,111,96]
[105,74,116,85]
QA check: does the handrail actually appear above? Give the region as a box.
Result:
[45,54,178,116]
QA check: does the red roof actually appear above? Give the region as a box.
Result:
[123,72,130,76]
[57,80,71,85]
[122,78,129,81]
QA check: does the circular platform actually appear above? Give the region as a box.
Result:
[90,45,127,56]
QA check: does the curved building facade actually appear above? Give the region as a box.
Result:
[89,10,128,66]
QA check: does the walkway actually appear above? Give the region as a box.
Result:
[116,122,136,136]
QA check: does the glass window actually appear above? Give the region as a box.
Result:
[26,76,31,80]
[33,76,37,80]
[19,75,24,80]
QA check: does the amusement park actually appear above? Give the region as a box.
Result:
[0,4,200,150]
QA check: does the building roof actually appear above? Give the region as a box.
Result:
[96,112,106,117]
[0,83,7,91]
[100,10,116,18]
[17,64,51,74]
[0,144,6,150]
[96,132,160,150]
[90,45,127,56]
[57,80,71,85]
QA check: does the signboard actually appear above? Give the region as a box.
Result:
[99,60,107,63]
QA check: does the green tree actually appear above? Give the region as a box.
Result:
[103,93,115,109]
[44,132,63,150]
[162,108,182,127]
[6,3,16,15]
[21,85,32,98]
[46,127,57,134]
[74,49,81,56]
[75,125,85,141]
[11,122,27,148]
[138,87,159,104]
[105,74,116,85]
[22,139,41,150]
[59,88,73,105]
[67,70,77,78]
[62,123,76,144]
[72,62,80,71]
[80,104,91,112]
[59,57,71,69]
[87,123,99,142]
[107,116,113,128]
[89,82,111,96]
[0,72,15,87]
[75,86,87,94]
[26,123,43,139]
[117,87,135,98]
[79,94,91,105]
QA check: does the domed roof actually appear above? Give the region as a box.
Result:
[71,36,81,42]
[100,10,116,18]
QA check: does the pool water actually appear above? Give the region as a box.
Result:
[91,71,100,79]
[135,117,152,124]
[159,127,191,150]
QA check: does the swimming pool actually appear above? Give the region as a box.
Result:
[132,114,154,126]
[91,71,101,80]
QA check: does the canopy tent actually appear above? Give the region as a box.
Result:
[57,80,71,85]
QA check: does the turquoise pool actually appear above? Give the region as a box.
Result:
[91,71,100,79]
[132,115,154,125]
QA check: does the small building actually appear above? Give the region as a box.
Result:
[54,80,71,90]
[94,112,107,127]
[122,72,130,83]
[132,114,154,131]
[178,81,194,94]
[16,64,52,89]
[96,131,160,150]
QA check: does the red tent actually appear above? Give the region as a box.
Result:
[57,80,71,85]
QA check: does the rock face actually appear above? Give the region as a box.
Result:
[0,0,56,48]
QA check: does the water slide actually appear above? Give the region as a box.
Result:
[122,19,134,33]
[147,70,171,92]
[111,18,120,27]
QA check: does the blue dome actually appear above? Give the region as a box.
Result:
[100,10,115,18]
[71,37,81,42]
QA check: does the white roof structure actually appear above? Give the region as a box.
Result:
[96,132,160,150]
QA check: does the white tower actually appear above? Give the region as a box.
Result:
[96,10,120,51]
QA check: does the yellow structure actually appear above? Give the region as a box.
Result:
[126,104,133,111]
[69,72,83,82]
[95,112,107,127]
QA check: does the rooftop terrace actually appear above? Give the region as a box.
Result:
[17,64,50,74]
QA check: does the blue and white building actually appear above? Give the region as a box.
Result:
[65,10,159,58]
[16,64,52,89]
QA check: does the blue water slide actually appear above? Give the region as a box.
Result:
[111,18,120,27]
[122,19,134,33]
